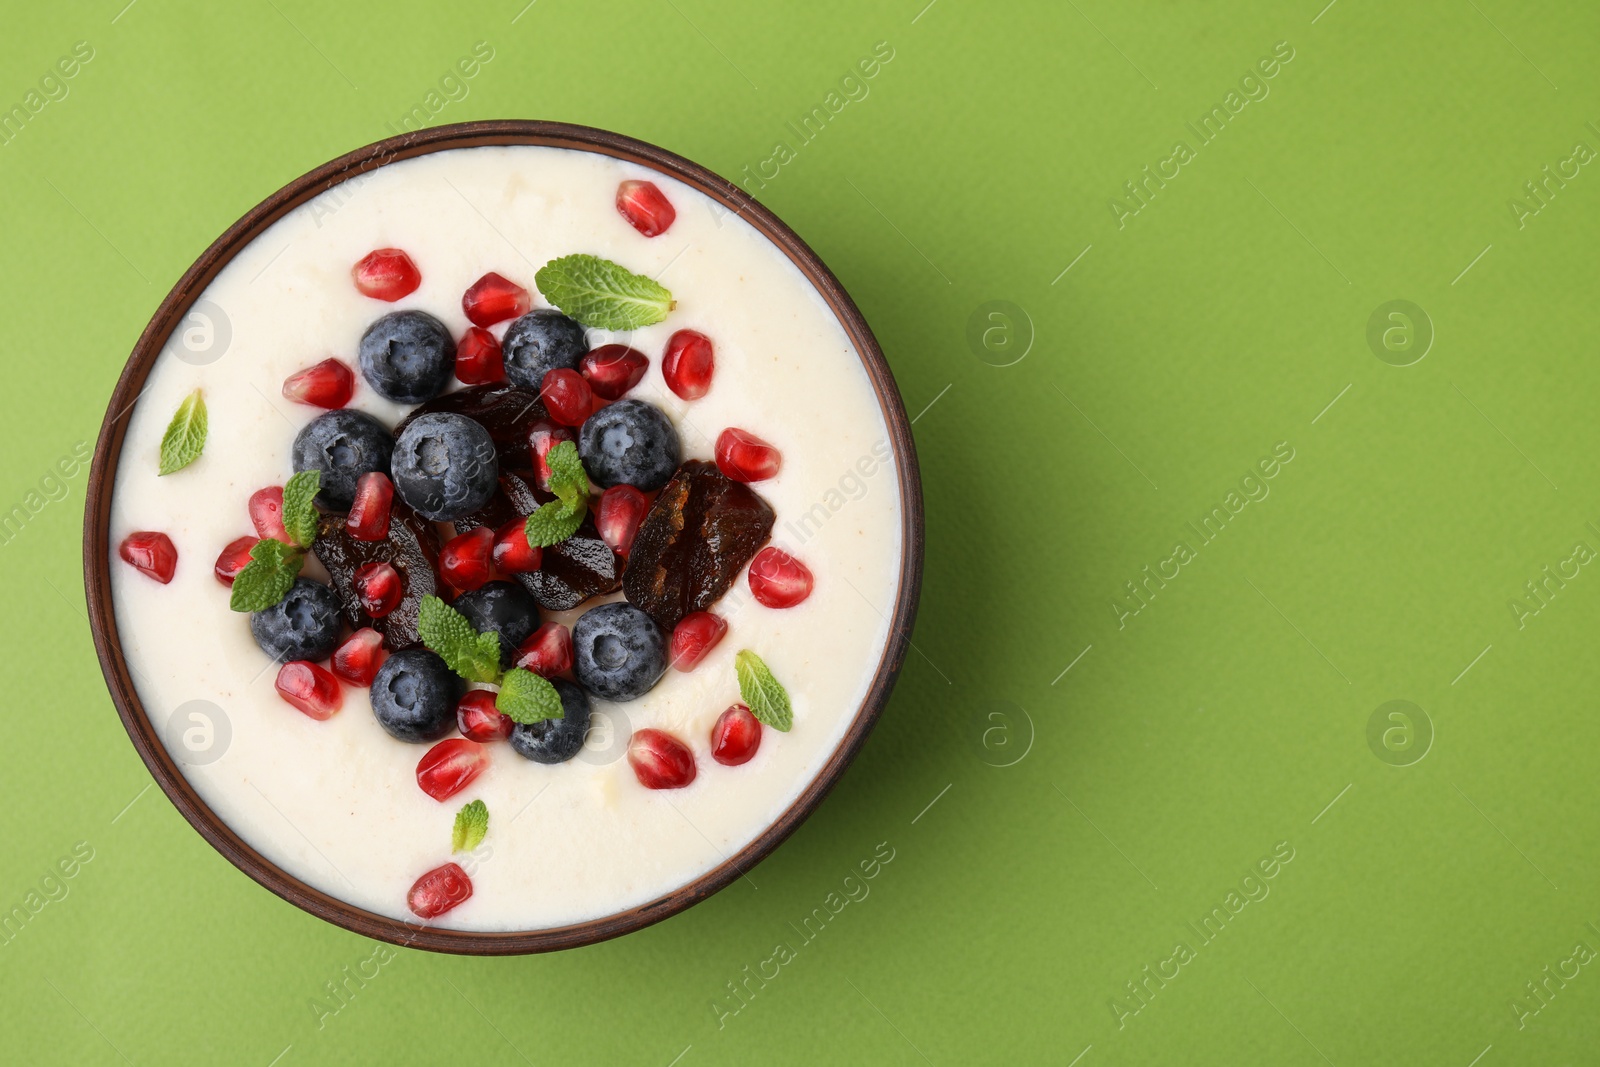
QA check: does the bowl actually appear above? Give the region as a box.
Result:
[83,120,923,954]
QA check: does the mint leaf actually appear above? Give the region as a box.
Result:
[229,538,304,613]
[524,498,585,548]
[544,441,590,509]
[535,254,674,330]
[736,649,793,732]
[281,469,321,549]
[159,389,207,475]
[452,799,488,853]
[417,595,502,684]
[495,668,564,724]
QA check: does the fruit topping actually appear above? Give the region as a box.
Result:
[596,485,648,556]
[455,326,505,385]
[578,398,680,492]
[502,309,588,390]
[456,690,514,743]
[748,547,814,609]
[627,729,697,789]
[213,536,256,586]
[514,623,574,678]
[331,627,388,686]
[453,581,540,669]
[119,531,177,584]
[579,345,649,400]
[715,428,782,483]
[370,648,462,743]
[525,522,621,611]
[662,329,714,400]
[407,862,472,919]
[529,420,576,492]
[282,358,355,409]
[710,703,761,766]
[291,409,395,511]
[416,738,490,802]
[572,601,667,702]
[616,180,676,237]
[249,577,342,662]
[670,611,727,672]
[462,272,531,328]
[249,486,291,543]
[352,249,421,302]
[344,472,394,542]
[623,460,776,631]
[353,561,402,618]
[313,506,442,650]
[508,679,591,764]
[492,519,542,573]
[541,367,595,427]
[395,383,547,470]
[454,469,547,530]
[438,526,497,594]
[275,661,343,720]
[358,310,455,404]
[391,412,499,522]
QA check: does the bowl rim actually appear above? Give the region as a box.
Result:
[82,120,925,954]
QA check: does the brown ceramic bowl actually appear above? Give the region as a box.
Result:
[83,120,924,954]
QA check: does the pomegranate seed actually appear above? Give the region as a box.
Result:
[213,536,257,586]
[438,527,497,594]
[541,368,594,427]
[345,472,394,542]
[275,661,343,720]
[716,428,782,482]
[416,738,490,802]
[711,703,762,766]
[408,862,473,919]
[353,561,402,617]
[352,248,421,302]
[119,531,177,584]
[528,420,576,492]
[579,345,649,400]
[748,547,813,608]
[492,519,542,573]
[662,329,714,400]
[514,623,573,678]
[282,358,355,409]
[627,729,697,790]
[331,628,387,686]
[670,611,728,672]
[456,326,506,385]
[462,272,530,327]
[616,180,676,237]
[596,485,648,556]
[456,690,514,743]
[249,486,291,543]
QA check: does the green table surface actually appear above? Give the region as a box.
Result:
[3,0,1599,1063]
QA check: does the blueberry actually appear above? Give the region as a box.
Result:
[452,581,539,669]
[250,577,342,662]
[390,412,499,521]
[502,309,587,390]
[508,679,591,764]
[369,649,462,743]
[571,601,667,701]
[358,310,455,404]
[291,409,395,510]
[578,399,680,492]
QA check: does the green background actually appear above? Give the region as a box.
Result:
[2,0,1598,1062]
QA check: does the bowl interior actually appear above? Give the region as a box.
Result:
[84,121,924,954]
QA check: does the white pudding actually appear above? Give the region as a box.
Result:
[106,145,904,932]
